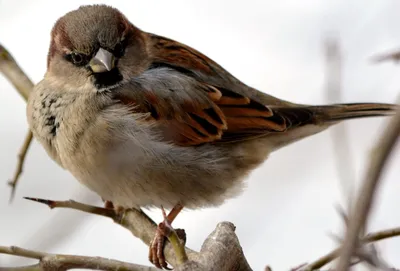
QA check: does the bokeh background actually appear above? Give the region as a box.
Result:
[1,1,400,270]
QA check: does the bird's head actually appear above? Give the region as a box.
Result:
[46,5,149,92]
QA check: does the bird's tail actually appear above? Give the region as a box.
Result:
[271,102,397,129]
[312,103,398,123]
[265,102,397,151]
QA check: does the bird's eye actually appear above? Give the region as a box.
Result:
[71,53,84,64]
[65,52,88,66]
[113,42,125,58]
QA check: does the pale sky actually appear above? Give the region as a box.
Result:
[1,1,400,270]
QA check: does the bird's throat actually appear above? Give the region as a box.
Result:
[92,68,123,91]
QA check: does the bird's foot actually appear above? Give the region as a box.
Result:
[149,206,186,269]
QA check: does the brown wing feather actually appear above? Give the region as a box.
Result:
[116,83,228,146]
[115,81,301,146]
[113,34,317,146]
[117,34,395,146]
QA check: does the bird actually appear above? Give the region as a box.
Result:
[26,4,397,269]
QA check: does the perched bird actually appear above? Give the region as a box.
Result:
[27,4,397,269]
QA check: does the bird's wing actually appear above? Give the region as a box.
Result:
[113,67,313,146]
[113,34,396,146]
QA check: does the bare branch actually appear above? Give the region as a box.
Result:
[336,103,400,270]
[23,197,198,268]
[0,246,157,271]
[0,216,253,271]
[303,226,400,270]
[175,222,252,271]
[0,44,33,101]
[8,131,33,201]
[324,36,356,211]
[23,197,117,219]
[22,198,253,270]
[370,48,400,63]
[0,43,34,201]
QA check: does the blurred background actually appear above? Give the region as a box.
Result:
[1,0,400,270]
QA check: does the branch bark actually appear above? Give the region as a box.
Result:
[0,222,252,271]
[0,44,33,101]
[2,197,254,270]
[21,197,253,270]
[22,197,197,268]
[0,246,157,271]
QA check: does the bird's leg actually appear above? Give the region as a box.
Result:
[102,199,125,215]
[103,200,114,209]
[149,203,184,269]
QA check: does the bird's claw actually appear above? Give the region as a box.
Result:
[149,221,172,269]
[149,205,186,269]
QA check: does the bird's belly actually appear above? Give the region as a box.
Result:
[57,105,272,210]
[70,141,247,209]
[62,124,253,209]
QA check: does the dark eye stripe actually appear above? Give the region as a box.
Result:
[64,52,89,66]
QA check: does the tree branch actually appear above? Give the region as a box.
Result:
[303,226,400,270]
[0,208,252,271]
[175,222,252,271]
[0,43,34,201]
[21,197,253,270]
[0,246,157,271]
[0,44,33,101]
[0,221,253,271]
[371,48,400,63]
[8,131,33,201]
[23,197,198,268]
[336,104,400,270]
[23,197,117,218]
[324,36,356,210]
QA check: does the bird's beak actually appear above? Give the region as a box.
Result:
[89,48,115,73]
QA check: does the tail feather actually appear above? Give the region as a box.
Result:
[270,103,398,130]
[265,102,398,151]
[313,103,398,123]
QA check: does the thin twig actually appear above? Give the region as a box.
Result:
[8,131,33,202]
[371,48,400,63]
[23,197,198,268]
[303,226,400,270]
[324,36,356,212]
[23,197,117,219]
[0,43,34,201]
[334,104,400,270]
[0,246,157,271]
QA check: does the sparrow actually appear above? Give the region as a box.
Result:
[26,4,397,269]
